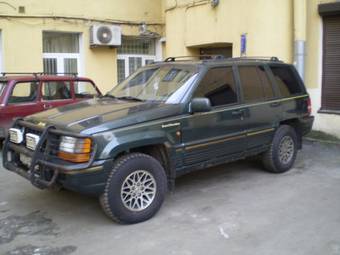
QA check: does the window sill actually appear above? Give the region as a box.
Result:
[318,109,340,116]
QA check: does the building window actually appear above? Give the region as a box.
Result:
[43,32,81,75]
[117,37,156,83]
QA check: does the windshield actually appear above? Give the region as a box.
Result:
[0,82,6,97]
[107,65,197,104]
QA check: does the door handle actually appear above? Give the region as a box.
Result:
[231,109,244,116]
[270,102,281,107]
[43,104,52,109]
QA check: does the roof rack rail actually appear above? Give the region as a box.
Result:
[226,56,282,62]
[1,72,78,77]
[164,55,225,62]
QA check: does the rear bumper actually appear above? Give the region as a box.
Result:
[299,115,315,136]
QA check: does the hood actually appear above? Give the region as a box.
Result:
[25,98,183,134]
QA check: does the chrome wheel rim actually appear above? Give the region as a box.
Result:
[278,136,294,164]
[121,170,157,212]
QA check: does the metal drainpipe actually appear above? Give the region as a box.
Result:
[294,0,307,80]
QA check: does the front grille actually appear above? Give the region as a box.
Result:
[47,133,61,156]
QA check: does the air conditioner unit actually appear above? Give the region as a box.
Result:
[90,25,122,47]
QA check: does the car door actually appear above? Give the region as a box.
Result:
[180,66,247,167]
[2,81,43,128]
[41,80,74,110]
[236,64,281,151]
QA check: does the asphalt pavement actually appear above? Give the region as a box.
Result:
[0,140,339,255]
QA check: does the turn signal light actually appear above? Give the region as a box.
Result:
[58,136,92,163]
[58,151,91,163]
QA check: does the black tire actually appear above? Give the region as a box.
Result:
[100,153,167,224]
[262,125,298,173]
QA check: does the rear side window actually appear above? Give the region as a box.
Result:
[42,81,71,100]
[193,67,238,107]
[74,81,98,99]
[8,82,38,104]
[269,65,303,97]
[238,66,274,103]
[0,82,6,96]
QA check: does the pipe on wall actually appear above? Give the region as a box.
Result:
[293,0,307,80]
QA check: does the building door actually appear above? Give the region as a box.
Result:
[43,32,81,75]
[321,15,340,112]
[117,37,157,83]
[200,47,232,58]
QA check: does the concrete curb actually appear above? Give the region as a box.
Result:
[304,137,340,145]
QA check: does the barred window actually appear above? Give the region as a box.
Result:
[117,37,155,55]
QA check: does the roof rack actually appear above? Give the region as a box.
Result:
[1,72,78,77]
[226,56,282,62]
[163,55,282,63]
[164,55,225,62]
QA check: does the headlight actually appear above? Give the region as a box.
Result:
[58,136,92,163]
[9,128,24,144]
[26,133,40,150]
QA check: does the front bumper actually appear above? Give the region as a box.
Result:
[2,119,109,195]
[0,127,6,139]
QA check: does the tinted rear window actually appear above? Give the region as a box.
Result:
[269,65,303,97]
[238,66,274,103]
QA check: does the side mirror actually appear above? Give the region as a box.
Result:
[190,97,212,113]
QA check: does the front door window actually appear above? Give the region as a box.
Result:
[8,82,39,104]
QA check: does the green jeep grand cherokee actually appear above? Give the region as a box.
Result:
[3,56,314,224]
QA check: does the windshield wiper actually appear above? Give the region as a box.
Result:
[116,96,145,102]
[100,94,117,99]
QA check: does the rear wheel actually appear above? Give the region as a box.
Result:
[100,153,167,224]
[262,125,298,173]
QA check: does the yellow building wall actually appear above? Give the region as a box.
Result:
[305,0,340,137]
[0,0,163,93]
[165,0,293,62]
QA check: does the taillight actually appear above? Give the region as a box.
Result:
[307,97,312,116]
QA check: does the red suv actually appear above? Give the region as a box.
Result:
[0,73,101,139]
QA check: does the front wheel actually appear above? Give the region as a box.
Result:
[100,153,167,224]
[262,125,298,173]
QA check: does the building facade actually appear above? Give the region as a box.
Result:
[0,0,340,137]
[0,0,164,93]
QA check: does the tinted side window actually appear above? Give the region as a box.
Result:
[42,81,71,100]
[269,65,303,97]
[8,82,38,104]
[257,66,274,99]
[239,66,273,103]
[193,67,238,107]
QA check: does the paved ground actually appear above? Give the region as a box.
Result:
[0,140,340,255]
